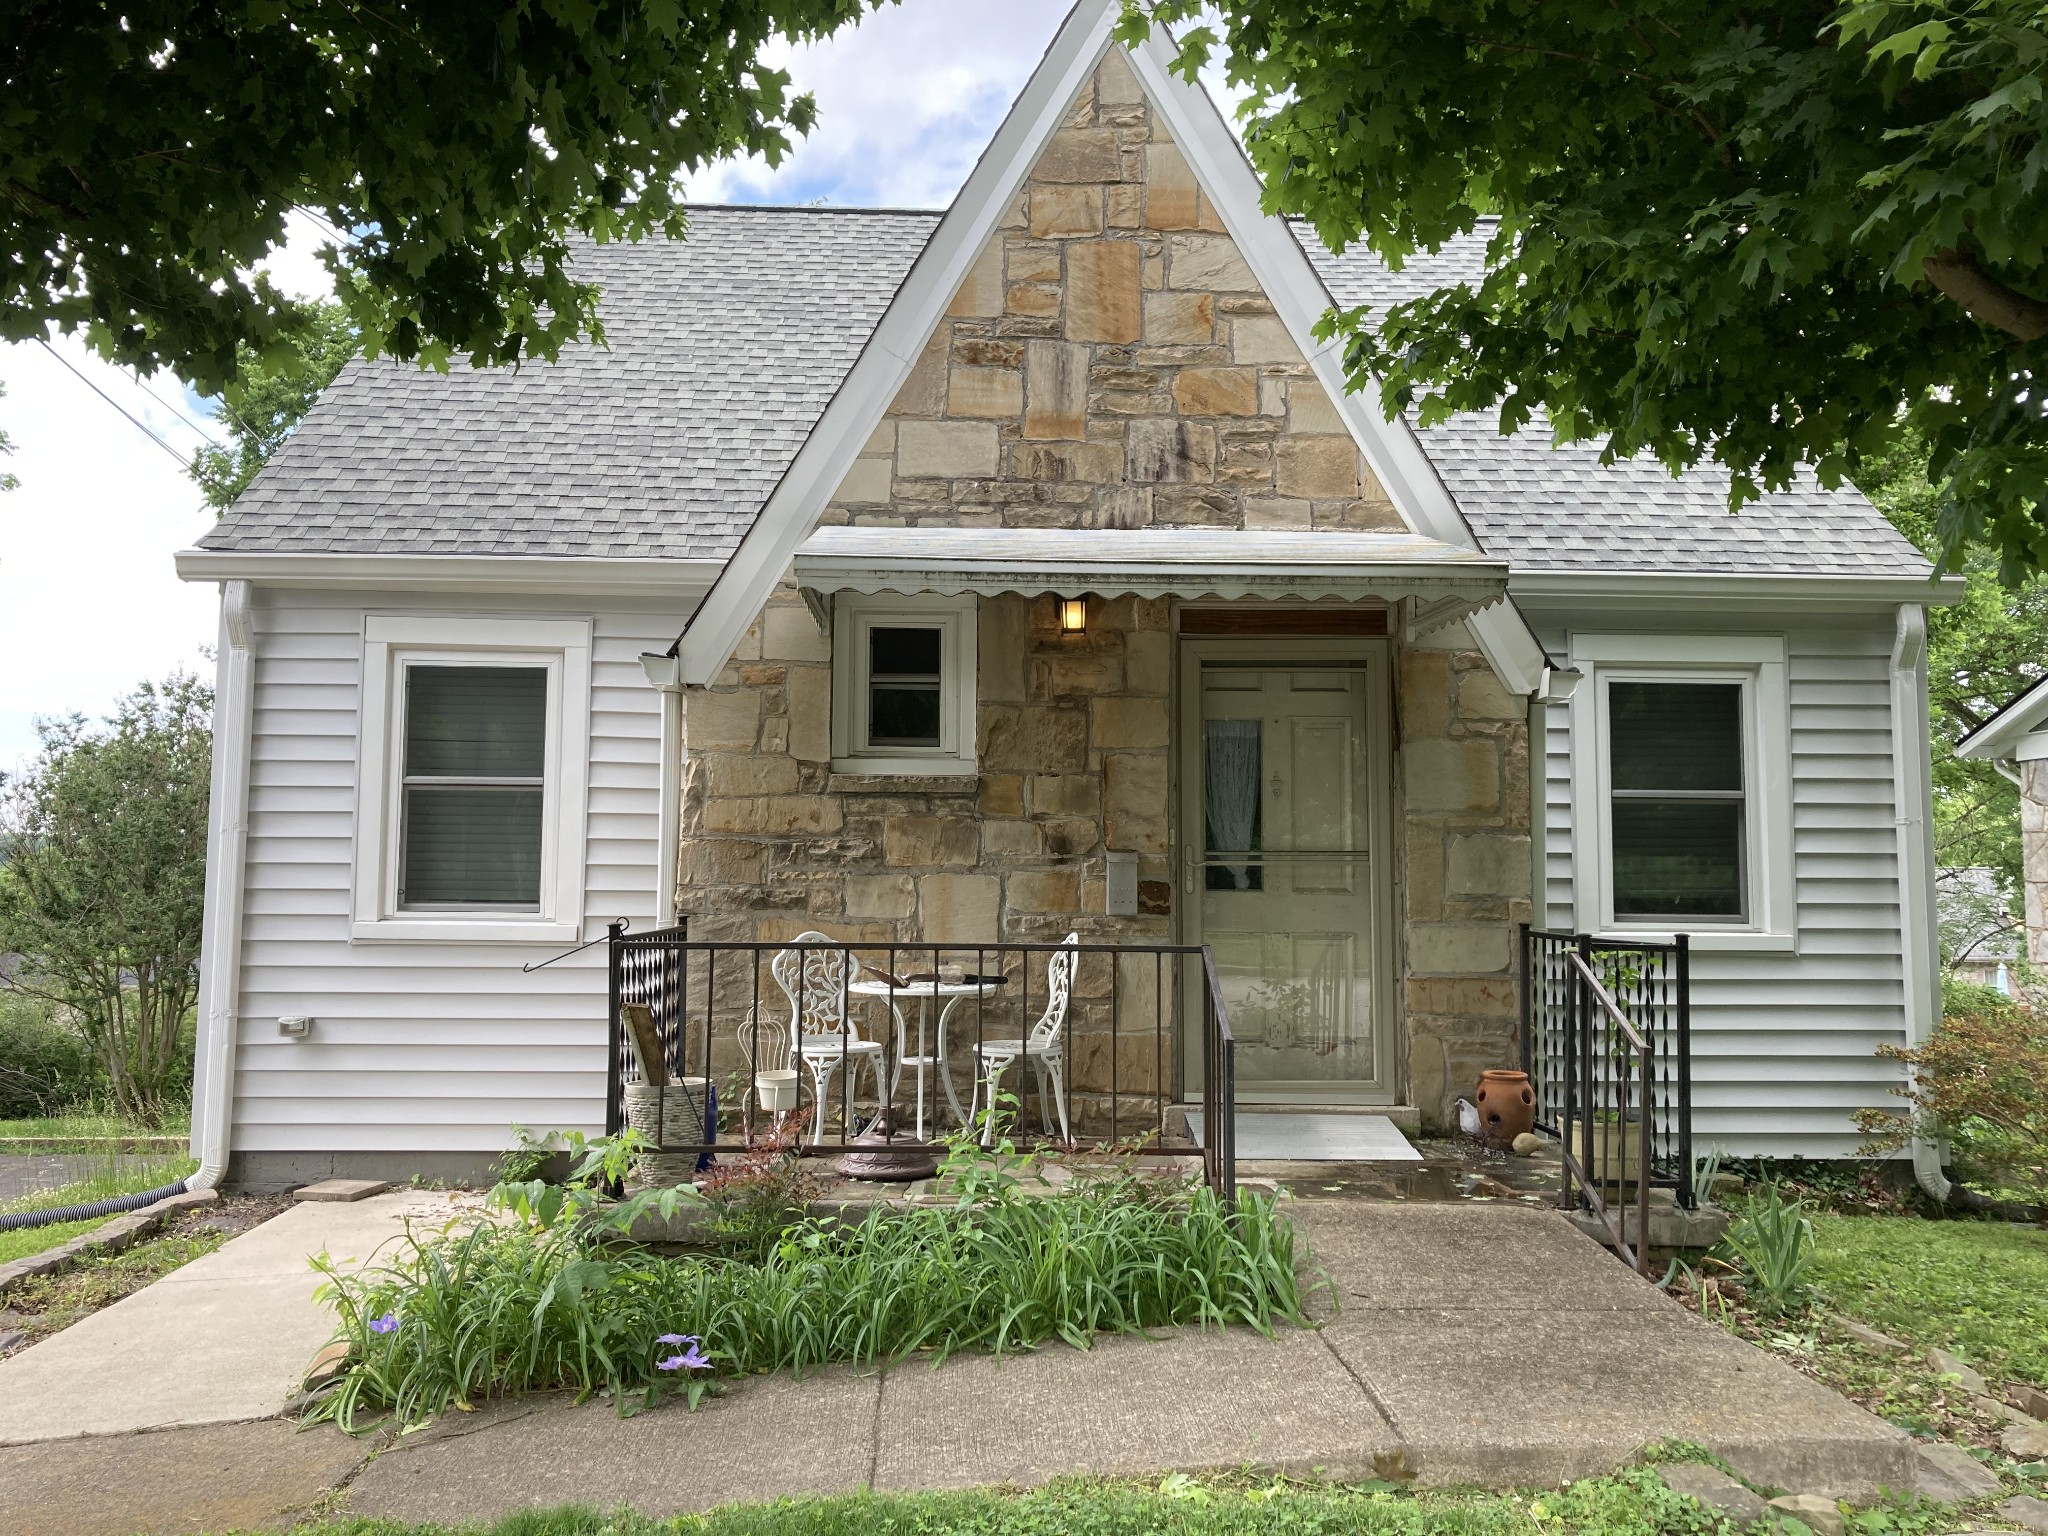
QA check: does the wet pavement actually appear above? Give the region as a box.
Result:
[1243,1136,1570,1206]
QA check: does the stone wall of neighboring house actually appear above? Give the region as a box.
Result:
[671,48,1532,1128]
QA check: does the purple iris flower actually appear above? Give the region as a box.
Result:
[656,1339,713,1372]
[655,1333,698,1346]
[368,1313,398,1335]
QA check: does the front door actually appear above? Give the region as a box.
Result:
[1180,643,1393,1101]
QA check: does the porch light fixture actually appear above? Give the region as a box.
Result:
[1059,597,1088,634]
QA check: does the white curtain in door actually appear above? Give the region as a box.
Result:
[1204,718,1261,889]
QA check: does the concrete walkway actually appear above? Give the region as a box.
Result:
[0,1188,466,1444]
[0,1198,1929,1536]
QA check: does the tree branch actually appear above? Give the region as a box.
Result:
[1924,248,2048,342]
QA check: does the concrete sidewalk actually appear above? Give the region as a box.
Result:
[0,1188,466,1445]
[0,1199,1931,1535]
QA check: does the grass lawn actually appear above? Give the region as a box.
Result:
[186,1467,1957,1536]
[0,1110,190,1146]
[0,1213,113,1266]
[1809,1214,2048,1388]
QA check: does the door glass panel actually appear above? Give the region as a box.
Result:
[1200,666,1377,1088]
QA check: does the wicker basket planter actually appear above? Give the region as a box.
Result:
[623,1078,712,1186]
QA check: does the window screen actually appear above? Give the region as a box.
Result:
[868,626,943,747]
[1608,680,1745,919]
[400,666,547,908]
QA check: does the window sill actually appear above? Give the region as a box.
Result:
[1589,927,1796,954]
[351,918,582,945]
[829,757,975,782]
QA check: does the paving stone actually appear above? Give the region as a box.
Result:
[1835,1318,1910,1355]
[1931,1350,1989,1395]
[292,1178,392,1203]
[1997,1496,2048,1536]
[1657,1463,1768,1523]
[1912,1441,2003,1501]
[1769,1493,1846,1536]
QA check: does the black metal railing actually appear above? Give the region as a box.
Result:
[605,923,1238,1201]
[1520,926,1693,1270]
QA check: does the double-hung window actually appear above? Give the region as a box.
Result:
[1569,634,1793,949]
[830,595,977,775]
[354,616,591,942]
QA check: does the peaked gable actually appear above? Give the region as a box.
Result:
[677,0,1514,686]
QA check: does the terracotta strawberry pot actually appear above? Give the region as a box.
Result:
[1474,1069,1535,1146]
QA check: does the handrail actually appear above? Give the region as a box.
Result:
[1564,950,1655,1273]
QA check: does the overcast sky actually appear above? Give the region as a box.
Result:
[0,0,1215,771]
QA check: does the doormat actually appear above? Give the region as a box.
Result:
[1184,1111,1422,1162]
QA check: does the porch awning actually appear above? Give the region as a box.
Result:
[791,526,1509,612]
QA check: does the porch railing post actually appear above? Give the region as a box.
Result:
[1676,932,1695,1209]
[605,918,625,1139]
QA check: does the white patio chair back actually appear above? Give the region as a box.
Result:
[770,932,857,1053]
[1029,934,1079,1050]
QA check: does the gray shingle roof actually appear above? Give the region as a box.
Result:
[1302,226,1932,577]
[201,207,939,560]
[203,203,1930,581]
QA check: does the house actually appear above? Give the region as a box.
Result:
[1956,681,2048,975]
[174,1,1959,1191]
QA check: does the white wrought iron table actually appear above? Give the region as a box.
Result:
[848,977,1003,1139]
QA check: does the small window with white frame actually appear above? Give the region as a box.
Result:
[1569,634,1793,950]
[830,594,977,775]
[354,615,591,943]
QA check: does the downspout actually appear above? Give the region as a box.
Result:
[190,580,256,1192]
[1889,604,1951,1204]
[640,654,685,928]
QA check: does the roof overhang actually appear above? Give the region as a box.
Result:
[793,526,1507,619]
[1509,569,1965,612]
[173,549,721,600]
[1958,674,2048,763]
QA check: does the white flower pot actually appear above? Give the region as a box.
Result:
[756,1069,799,1113]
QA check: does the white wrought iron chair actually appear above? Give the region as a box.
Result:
[770,932,889,1144]
[967,932,1078,1144]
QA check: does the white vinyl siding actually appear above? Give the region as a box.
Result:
[227,589,671,1155]
[1527,610,1911,1158]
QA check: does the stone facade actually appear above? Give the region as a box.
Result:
[671,50,1532,1128]
[1396,627,1534,1127]
[818,49,1402,536]
[2023,759,2048,971]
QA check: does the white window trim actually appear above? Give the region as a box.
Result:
[1568,633,1795,953]
[353,615,592,943]
[830,594,978,776]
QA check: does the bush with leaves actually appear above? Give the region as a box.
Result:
[1858,992,2048,1215]
[0,674,210,1122]
[0,992,101,1120]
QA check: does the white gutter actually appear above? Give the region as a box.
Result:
[640,654,685,928]
[189,581,256,1191]
[1889,604,1951,1203]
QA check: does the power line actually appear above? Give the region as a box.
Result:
[36,340,188,466]
[128,372,217,444]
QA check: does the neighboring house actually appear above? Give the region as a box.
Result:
[176,2,1960,1189]
[1935,866,2022,991]
[1957,680,2048,973]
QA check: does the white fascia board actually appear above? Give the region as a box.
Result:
[174,549,720,599]
[1510,569,1966,611]
[675,1,1121,686]
[1466,601,1550,695]
[1957,672,2048,761]
[1123,27,1478,554]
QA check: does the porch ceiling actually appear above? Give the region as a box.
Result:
[791,526,1509,609]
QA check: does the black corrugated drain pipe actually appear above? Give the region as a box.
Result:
[0,1179,190,1234]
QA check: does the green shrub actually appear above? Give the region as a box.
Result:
[1858,992,2048,1209]
[306,1157,1311,1434]
[0,993,102,1120]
